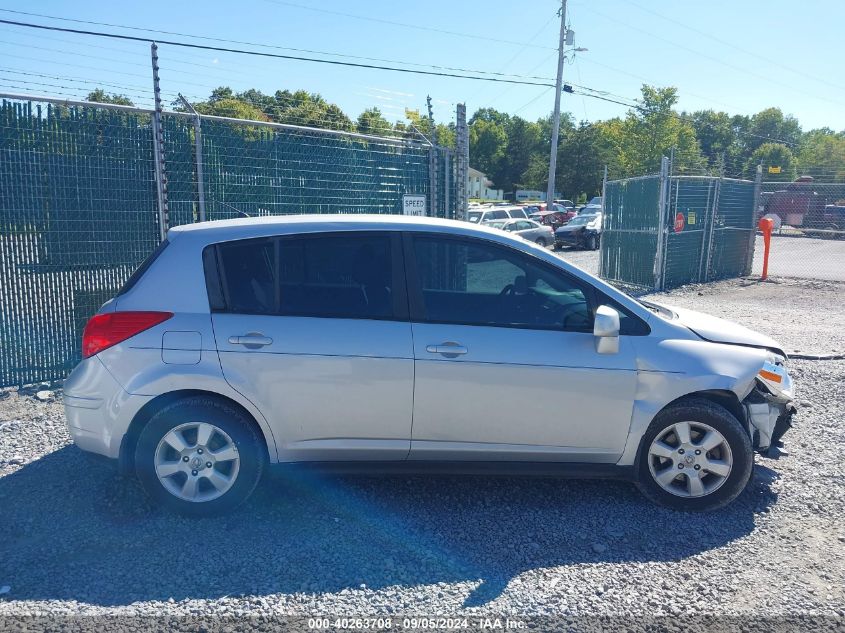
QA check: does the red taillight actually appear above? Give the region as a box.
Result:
[82,311,173,358]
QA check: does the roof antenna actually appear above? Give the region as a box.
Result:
[215,199,251,218]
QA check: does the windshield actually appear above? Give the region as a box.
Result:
[486,221,507,229]
[467,211,482,223]
[588,197,602,206]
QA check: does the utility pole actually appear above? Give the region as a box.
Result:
[546,0,568,207]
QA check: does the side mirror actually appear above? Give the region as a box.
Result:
[594,305,620,354]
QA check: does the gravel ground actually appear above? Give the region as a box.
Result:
[1,277,844,629]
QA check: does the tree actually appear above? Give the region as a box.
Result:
[687,110,736,169]
[494,117,543,193]
[555,121,615,199]
[747,143,797,182]
[86,89,134,107]
[194,98,268,121]
[356,107,393,136]
[605,85,703,177]
[748,108,802,153]
[797,129,845,182]
[469,117,507,180]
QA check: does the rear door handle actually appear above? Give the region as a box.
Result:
[425,342,468,357]
[228,333,273,348]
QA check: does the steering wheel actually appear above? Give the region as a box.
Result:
[499,284,515,296]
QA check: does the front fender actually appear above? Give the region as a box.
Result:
[616,337,767,466]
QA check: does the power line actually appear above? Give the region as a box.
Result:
[257,0,557,50]
[622,0,845,94]
[573,3,845,109]
[0,9,556,81]
[0,18,561,88]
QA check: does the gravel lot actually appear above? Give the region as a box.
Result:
[1,276,844,629]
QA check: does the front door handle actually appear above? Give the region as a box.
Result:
[228,332,273,349]
[425,342,468,357]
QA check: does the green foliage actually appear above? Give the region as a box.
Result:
[605,86,702,176]
[554,121,615,198]
[194,98,269,122]
[797,129,845,182]
[469,117,507,179]
[356,107,392,136]
[151,83,843,198]
[748,143,797,182]
[86,89,134,107]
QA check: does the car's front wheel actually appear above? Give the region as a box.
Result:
[635,398,753,511]
[535,237,548,247]
[134,396,266,516]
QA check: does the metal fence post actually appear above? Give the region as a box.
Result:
[703,175,722,282]
[150,43,169,240]
[177,94,206,222]
[653,156,670,290]
[744,164,763,276]
[598,165,608,278]
[697,180,715,282]
[429,145,439,217]
[455,103,469,220]
[444,148,451,219]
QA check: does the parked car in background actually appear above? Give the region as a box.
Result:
[467,206,528,224]
[577,196,603,215]
[553,199,575,212]
[65,214,795,515]
[821,205,845,235]
[529,209,571,231]
[555,212,602,250]
[484,218,555,247]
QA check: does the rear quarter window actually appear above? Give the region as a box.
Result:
[117,239,169,296]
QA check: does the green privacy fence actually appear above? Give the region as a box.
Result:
[600,158,758,292]
[0,94,458,387]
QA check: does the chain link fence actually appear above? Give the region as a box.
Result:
[753,181,845,282]
[600,158,757,292]
[0,94,464,387]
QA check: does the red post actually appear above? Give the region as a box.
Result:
[758,217,774,281]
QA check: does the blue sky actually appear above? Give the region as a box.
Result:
[0,0,843,131]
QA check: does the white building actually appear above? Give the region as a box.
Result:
[468,167,503,200]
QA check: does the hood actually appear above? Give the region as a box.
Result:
[644,301,787,357]
[556,224,584,233]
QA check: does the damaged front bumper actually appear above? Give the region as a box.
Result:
[743,359,796,454]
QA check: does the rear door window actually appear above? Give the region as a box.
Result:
[278,234,395,319]
[206,233,401,320]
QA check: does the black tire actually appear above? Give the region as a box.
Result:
[535,237,548,247]
[588,234,598,250]
[134,396,266,517]
[635,398,753,512]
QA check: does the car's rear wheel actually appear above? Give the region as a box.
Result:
[135,397,266,516]
[536,237,548,247]
[635,398,753,511]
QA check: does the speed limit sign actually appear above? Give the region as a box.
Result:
[402,194,426,216]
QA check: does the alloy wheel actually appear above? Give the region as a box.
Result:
[154,422,240,502]
[647,421,733,498]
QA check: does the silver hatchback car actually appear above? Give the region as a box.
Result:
[64,215,795,516]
